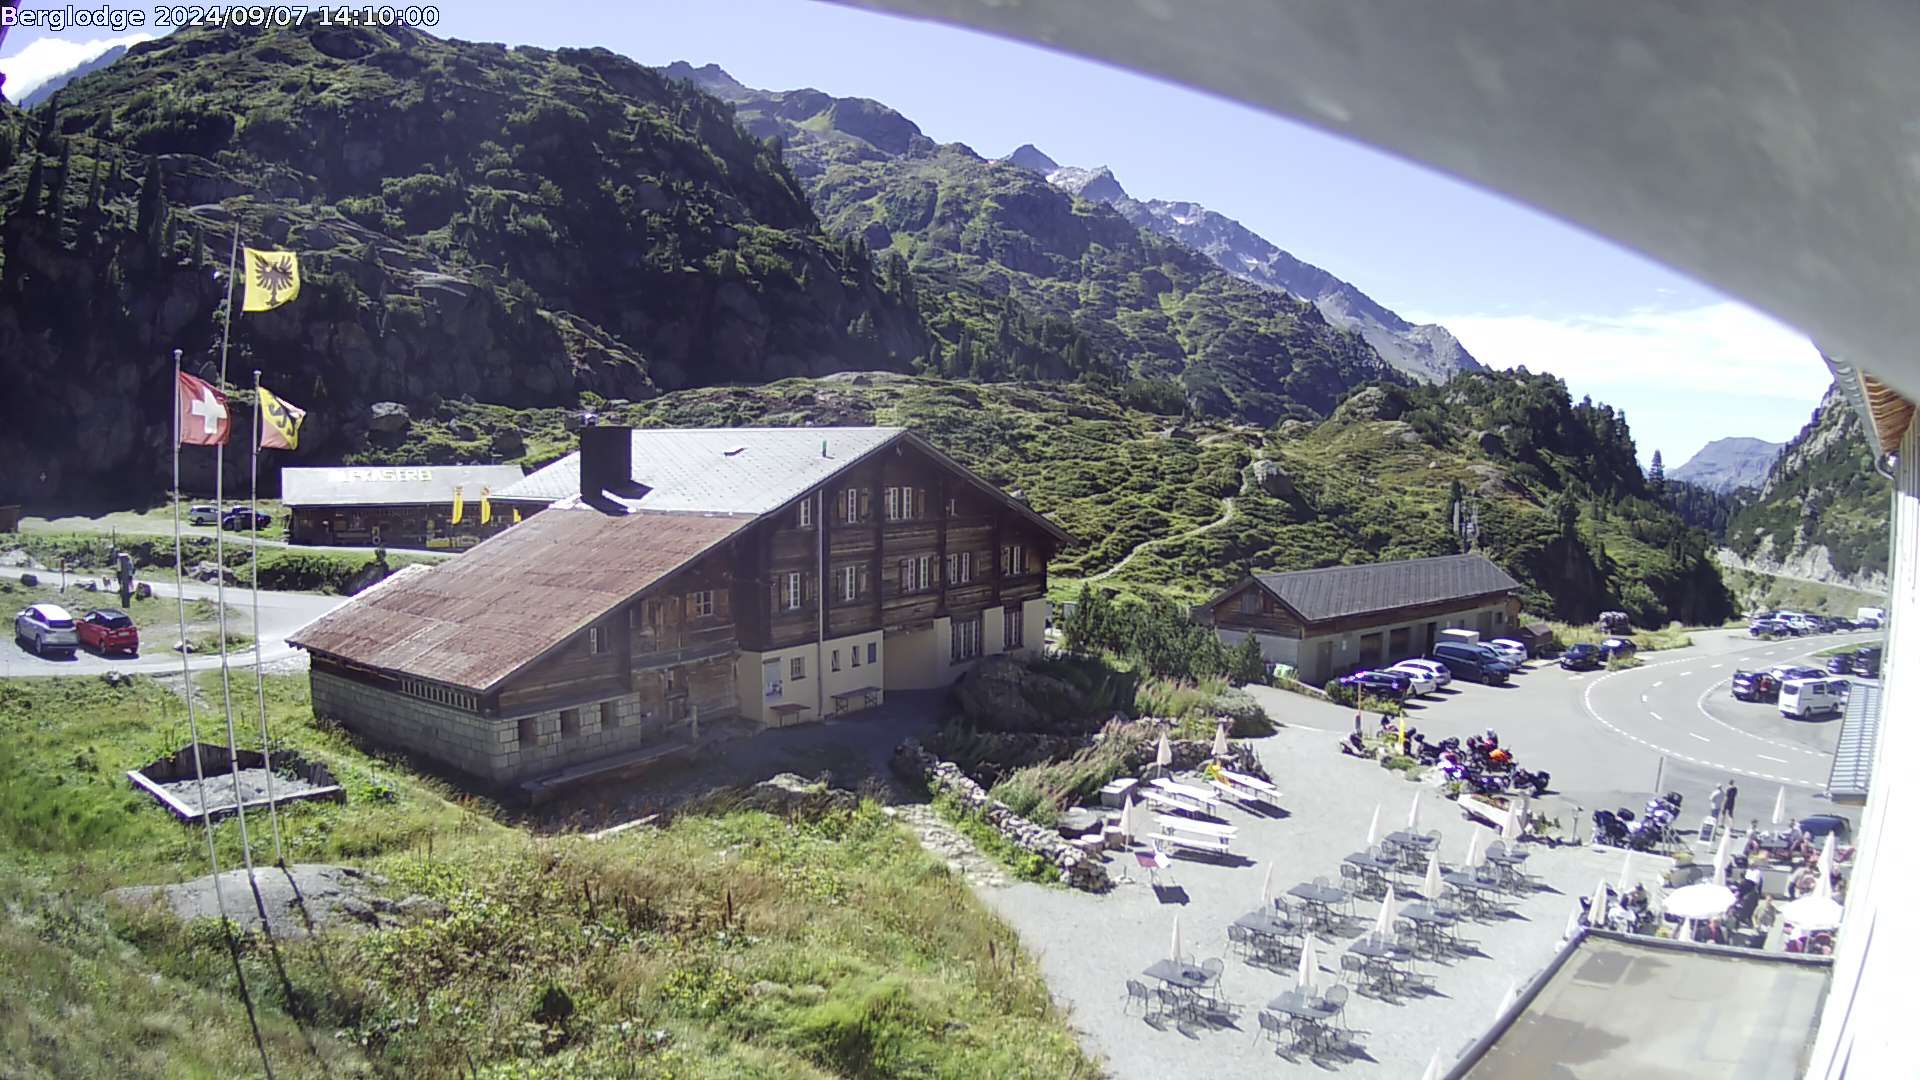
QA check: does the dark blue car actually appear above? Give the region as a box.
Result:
[1337,670,1413,701]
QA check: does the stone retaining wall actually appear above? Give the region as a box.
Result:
[893,740,1112,893]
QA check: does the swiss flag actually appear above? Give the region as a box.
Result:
[177,371,231,446]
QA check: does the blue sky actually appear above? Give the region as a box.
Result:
[1,0,1831,466]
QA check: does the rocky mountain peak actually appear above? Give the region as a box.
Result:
[1002,143,1059,173]
[658,61,747,98]
[1046,165,1128,204]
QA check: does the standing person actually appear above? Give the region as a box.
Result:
[1709,782,1726,824]
[1723,781,1740,829]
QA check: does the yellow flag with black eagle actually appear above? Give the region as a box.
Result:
[242,248,301,312]
[257,386,306,450]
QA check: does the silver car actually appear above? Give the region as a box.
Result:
[15,603,79,657]
[188,504,220,526]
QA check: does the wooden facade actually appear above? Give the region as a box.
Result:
[288,502,520,550]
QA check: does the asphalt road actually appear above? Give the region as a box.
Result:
[1254,627,1868,843]
[1,580,344,679]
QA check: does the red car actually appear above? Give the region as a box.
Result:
[76,609,139,656]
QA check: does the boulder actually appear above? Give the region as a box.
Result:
[953,655,1087,733]
[368,401,411,433]
[742,772,858,817]
[18,572,37,586]
[1333,386,1404,423]
[1249,459,1295,499]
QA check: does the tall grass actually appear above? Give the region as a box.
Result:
[1546,620,1693,651]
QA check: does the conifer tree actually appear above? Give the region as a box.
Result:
[21,153,43,215]
[45,141,72,222]
[135,155,165,246]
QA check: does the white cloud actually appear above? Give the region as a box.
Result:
[1407,301,1830,401]
[0,33,155,103]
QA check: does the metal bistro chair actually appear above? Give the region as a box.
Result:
[1125,978,1154,1016]
[1339,951,1368,989]
[1340,861,1367,895]
[1321,984,1353,1035]
[1154,986,1190,1022]
[1200,958,1226,1002]
[1256,1009,1289,1048]
[1227,923,1251,959]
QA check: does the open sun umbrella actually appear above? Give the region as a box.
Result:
[1423,853,1443,901]
[1586,878,1611,927]
[1296,931,1320,994]
[1372,885,1399,939]
[1211,721,1230,760]
[1665,882,1736,920]
[1171,914,1184,964]
[1780,894,1844,932]
[1407,791,1422,831]
[1771,785,1789,827]
[1366,803,1382,847]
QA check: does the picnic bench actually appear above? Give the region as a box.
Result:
[829,686,882,715]
[1209,771,1282,810]
[1149,777,1226,815]
[1149,815,1237,855]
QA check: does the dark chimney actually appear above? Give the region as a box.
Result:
[579,425,634,501]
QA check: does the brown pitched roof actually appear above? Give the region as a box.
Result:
[289,509,751,691]
[1248,554,1521,624]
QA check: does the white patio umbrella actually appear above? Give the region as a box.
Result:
[1154,732,1173,775]
[1120,795,1141,842]
[1261,862,1275,908]
[1779,895,1844,932]
[1586,878,1610,928]
[1818,834,1837,884]
[1771,785,1789,827]
[1372,884,1399,939]
[1296,931,1320,994]
[1502,799,1526,843]
[1616,850,1635,892]
[1423,853,1443,901]
[1211,721,1230,760]
[1665,882,1737,920]
[1712,828,1734,887]
[1407,790,1422,830]
[1563,904,1584,940]
[1494,980,1519,1018]
[1170,914,1184,964]
[1463,830,1482,870]
[1366,803,1382,847]
[1419,1050,1445,1080]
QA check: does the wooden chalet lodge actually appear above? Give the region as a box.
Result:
[1197,553,1524,684]
[290,425,1069,796]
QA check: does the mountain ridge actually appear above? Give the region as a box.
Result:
[1668,435,1782,493]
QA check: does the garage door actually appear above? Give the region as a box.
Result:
[1388,627,1411,662]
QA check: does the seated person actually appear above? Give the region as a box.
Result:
[1626,883,1650,912]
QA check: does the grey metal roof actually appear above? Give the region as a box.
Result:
[1252,554,1521,624]
[280,465,527,508]
[1827,681,1880,804]
[497,427,906,513]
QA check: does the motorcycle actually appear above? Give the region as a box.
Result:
[1511,767,1551,797]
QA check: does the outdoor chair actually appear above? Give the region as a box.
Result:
[1339,952,1367,988]
[1200,958,1225,1000]
[1256,1009,1289,1047]
[1340,862,1365,890]
[1154,986,1189,1022]
[1226,924,1250,958]
[1364,955,1399,996]
[1322,984,1352,1031]
[1125,979,1153,1015]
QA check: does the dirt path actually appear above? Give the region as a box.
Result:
[1085,463,1252,583]
[890,803,1010,889]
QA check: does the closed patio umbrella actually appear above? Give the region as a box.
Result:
[1366,803,1382,846]
[1563,903,1584,940]
[1586,878,1610,927]
[1818,834,1836,885]
[1712,828,1733,887]
[1296,930,1320,994]
[1463,830,1481,870]
[1211,721,1230,760]
[1423,853,1442,902]
[1120,795,1141,843]
[1502,799,1526,843]
[1261,862,1275,908]
[1407,791,1422,830]
[1771,785,1788,827]
[1372,884,1398,939]
[1616,851,1634,892]
[1154,732,1173,775]
[1171,914,1184,964]
[1494,980,1519,1018]
[1420,1050,1445,1080]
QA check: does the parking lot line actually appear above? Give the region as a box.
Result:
[1757,754,1787,763]
[1649,711,1664,721]
[1688,732,1710,742]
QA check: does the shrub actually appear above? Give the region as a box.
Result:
[1606,655,1644,670]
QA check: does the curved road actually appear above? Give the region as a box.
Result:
[1,580,344,679]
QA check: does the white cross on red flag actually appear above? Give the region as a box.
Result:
[177,370,231,446]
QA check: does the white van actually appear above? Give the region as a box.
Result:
[1780,678,1847,720]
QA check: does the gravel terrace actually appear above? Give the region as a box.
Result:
[154,767,333,817]
[979,716,1653,1078]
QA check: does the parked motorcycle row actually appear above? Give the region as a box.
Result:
[1593,791,1687,851]
[1415,730,1553,798]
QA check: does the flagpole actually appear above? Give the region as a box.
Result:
[173,347,231,926]
[250,368,284,865]
[214,223,270,926]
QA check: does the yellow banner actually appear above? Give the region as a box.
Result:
[480,487,492,524]
[451,485,465,525]
[257,386,305,450]
[242,248,301,312]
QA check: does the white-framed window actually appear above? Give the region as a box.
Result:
[832,649,842,672]
[790,656,806,680]
[842,488,862,524]
[946,551,973,585]
[784,571,803,611]
[762,657,783,700]
[951,614,982,663]
[851,644,862,668]
[899,554,935,592]
[883,485,917,520]
[688,590,715,618]
[1002,544,1028,576]
[946,497,958,518]
[1005,606,1023,649]
[588,626,607,654]
[798,499,813,528]
[839,565,859,601]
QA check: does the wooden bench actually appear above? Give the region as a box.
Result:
[830,686,882,715]
[768,703,811,727]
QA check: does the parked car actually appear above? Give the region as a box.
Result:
[1337,670,1413,701]
[1826,653,1855,675]
[1599,637,1637,660]
[1559,643,1604,671]
[75,608,139,656]
[14,603,79,657]
[1385,662,1438,695]
[1731,669,1781,702]
[1773,664,1826,683]
[188,504,220,526]
[1430,642,1510,684]
[1780,677,1848,720]
[1851,647,1882,678]
[1798,813,1853,843]
[1394,657,1453,688]
[1486,638,1529,665]
[1749,618,1789,637]
[222,508,272,530]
